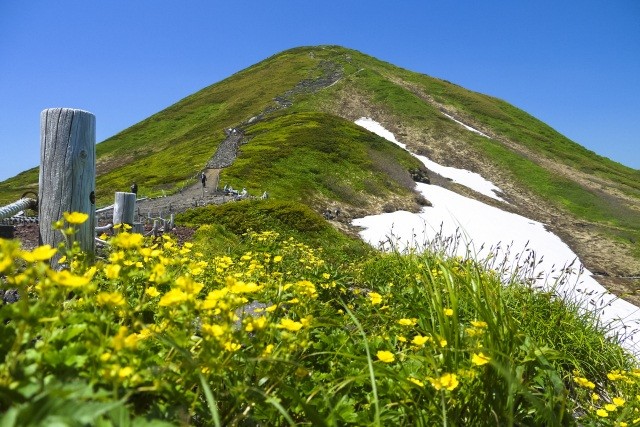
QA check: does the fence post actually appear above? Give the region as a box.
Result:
[113,192,136,231]
[39,108,96,256]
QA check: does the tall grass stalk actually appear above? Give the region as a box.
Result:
[343,302,381,427]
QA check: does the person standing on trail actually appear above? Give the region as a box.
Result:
[201,172,207,188]
[131,182,138,195]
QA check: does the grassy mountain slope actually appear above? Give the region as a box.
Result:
[220,111,425,214]
[1,45,638,296]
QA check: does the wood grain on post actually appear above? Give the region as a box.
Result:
[39,108,96,255]
[113,192,136,231]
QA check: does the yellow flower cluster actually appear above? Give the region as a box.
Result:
[429,373,459,391]
[377,350,395,363]
[9,218,640,425]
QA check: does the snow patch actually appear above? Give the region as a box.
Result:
[441,112,490,138]
[355,117,505,202]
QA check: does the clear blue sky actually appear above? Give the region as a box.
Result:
[1,1,639,181]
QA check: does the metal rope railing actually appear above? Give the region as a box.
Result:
[0,197,38,221]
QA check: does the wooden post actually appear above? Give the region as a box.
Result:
[39,108,96,255]
[113,192,136,231]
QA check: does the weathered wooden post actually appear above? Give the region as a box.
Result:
[39,108,96,255]
[113,192,136,231]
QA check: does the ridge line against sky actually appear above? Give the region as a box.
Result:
[1,0,639,181]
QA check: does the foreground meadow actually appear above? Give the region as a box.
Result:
[1,205,639,426]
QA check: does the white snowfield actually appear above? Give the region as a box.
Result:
[441,112,490,138]
[353,117,640,356]
[354,117,504,202]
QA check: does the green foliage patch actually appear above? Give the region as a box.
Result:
[1,218,638,425]
[217,111,422,206]
[177,199,371,264]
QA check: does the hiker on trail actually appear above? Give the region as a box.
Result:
[131,182,138,195]
[201,172,207,188]
[261,191,269,199]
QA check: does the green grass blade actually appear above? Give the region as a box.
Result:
[199,373,221,427]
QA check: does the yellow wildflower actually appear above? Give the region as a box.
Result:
[408,377,424,387]
[47,270,91,288]
[471,352,491,366]
[296,280,317,297]
[397,318,416,326]
[369,292,383,305]
[596,408,608,417]
[300,316,313,327]
[471,320,488,328]
[0,256,12,274]
[189,265,204,275]
[613,397,625,406]
[439,339,448,348]
[229,279,262,294]
[376,350,395,363]
[224,341,241,352]
[277,318,303,332]
[175,275,203,296]
[246,316,268,332]
[105,264,121,280]
[118,366,133,379]
[112,232,144,249]
[444,308,454,316]
[273,255,283,263]
[412,335,430,346]
[149,263,167,283]
[201,323,226,338]
[465,327,482,337]
[63,211,89,224]
[604,404,617,412]
[97,291,125,307]
[263,344,275,355]
[112,326,137,351]
[19,245,57,262]
[608,370,626,381]
[429,373,459,391]
[158,289,188,307]
[0,240,19,273]
[109,250,125,263]
[574,376,596,389]
[145,286,160,297]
